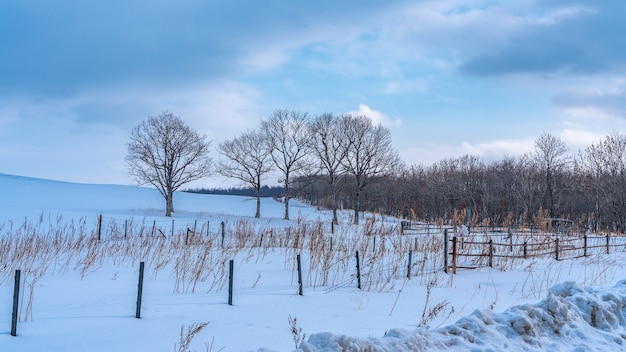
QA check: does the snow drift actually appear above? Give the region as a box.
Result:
[299,281,626,352]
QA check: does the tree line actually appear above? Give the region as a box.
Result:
[185,185,284,198]
[125,111,626,233]
[300,132,626,233]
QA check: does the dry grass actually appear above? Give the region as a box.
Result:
[2,211,624,324]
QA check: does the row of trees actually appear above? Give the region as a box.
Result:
[125,110,626,232]
[125,110,400,223]
[300,132,626,233]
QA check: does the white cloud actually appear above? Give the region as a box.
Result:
[399,137,536,166]
[347,104,402,127]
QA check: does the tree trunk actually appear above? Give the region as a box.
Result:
[284,197,290,220]
[165,191,174,217]
[353,190,361,225]
[255,192,261,219]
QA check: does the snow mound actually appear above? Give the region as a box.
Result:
[299,281,626,352]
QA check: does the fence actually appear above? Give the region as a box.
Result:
[444,230,626,274]
[4,214,626,336]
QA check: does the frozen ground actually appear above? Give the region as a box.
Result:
[1,173,626,351]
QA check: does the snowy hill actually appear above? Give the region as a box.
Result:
[1,173,626,351]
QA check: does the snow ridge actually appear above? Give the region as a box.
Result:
[299,281,626,352]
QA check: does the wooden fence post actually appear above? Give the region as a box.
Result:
[452,237,457,274]
[297,254,303,296]
[488,239,493,268]
[555,238,560,261]
[407,250,413,279]
[135,261,145,319]
[124,219,128,238]
[11,269,20,336]
[151,220,156,237]
[606,234,610,254]
[584,235,588,257]
[443,229,449,274]
[193,220,197,235]
[97,214,103,240]
[171,219,175,237]
[221,222,225,247]
[523,242,528,259]
[355,251,362,290]
[228,260,234,305]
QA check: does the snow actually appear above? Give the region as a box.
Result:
[1,173,626,351]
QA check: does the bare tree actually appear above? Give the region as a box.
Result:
[578,132,626,232]
[262,109,317,220]
[126,111,212,217]
[217,130,273,218]
[309,113,349,224]
[532,132,570,217]
[342,115,401,224]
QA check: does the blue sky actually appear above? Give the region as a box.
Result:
[1,0,625,188]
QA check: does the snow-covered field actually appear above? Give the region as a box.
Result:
[1,173,626,351]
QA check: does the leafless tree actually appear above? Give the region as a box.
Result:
[217,130,273,218]
[309,113,349,224]
[262,109,317,220]
[126,111,212,217]
[578,132,626,232]
[342,115,401,224]
[532,132,571,217]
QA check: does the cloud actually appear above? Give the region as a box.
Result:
[399,137,535,166]
[459,1,626,76]
[552,86,626,120]
[347,104,401,127]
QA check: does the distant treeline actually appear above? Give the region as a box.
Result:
[185,185,284,198]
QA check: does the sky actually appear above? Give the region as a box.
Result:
[1,0,626,188]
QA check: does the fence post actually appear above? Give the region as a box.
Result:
[452,237,457,274]
[206,221,210,237]
[584,235,588,257]
[606,234,610,254]
[171,219,175,237]
[135,261,145,319]
[355,251,362,290]
[228,259,234,305]
[221,221,225,247]
[297,254,303,296]
[443,229,449,274]
[124,219,128,238]
[97,214,102,240]
[467,208,471,234]
[407,250,413,279]
[331,221,334,234]
[488,239,493,268]
[11,269,20,336]
[193,220,197,235]
[509,229,513,252]
[373,236,376,253]
[151,220,156,237]
[523,242,528,259]
[555,238,560,261]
